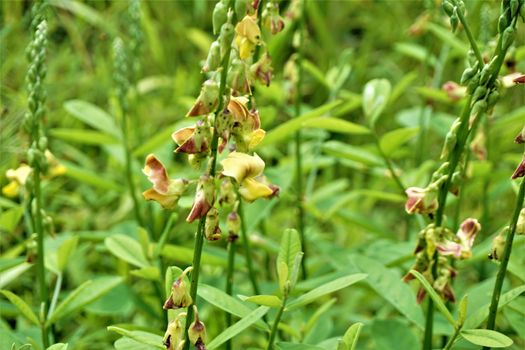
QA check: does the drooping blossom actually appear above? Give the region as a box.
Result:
[437,218,481,259]
[142,154,188,209]
[404,186,438,215]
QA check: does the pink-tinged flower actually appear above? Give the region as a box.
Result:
[404,187,438,215]
[187,175,215,222]
[221,152,278,202]
[262,2,285,34]
[515,126,525,144]
[511,156,525,179]
[513,74,525,84]
[251,53,273,87]
[501,72,525,87]
[437,218,481,259]
[163,266,193,309]
[443,81,467,101]
[142,155,188,209]
[186,80,220,117]
[172,121,211,154]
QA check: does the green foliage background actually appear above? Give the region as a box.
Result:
[1,1,524,349]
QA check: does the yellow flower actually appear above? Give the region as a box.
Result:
[2,164,32,198]
[221,152,278,202]
[45,151,67,177]
[227,97,265,151]
[142,154,187,209]
[235,15,261,60]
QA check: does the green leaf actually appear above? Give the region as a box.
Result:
[207,306,270,350]
[165,266,184,297]
[108,326,164,349]
[287,273,367,310]
[342,322,363,350]
[350,255,425,330]
[198,283,268,330]
[362,79,392,126]
[388,71,418,106]
[426,23,468,54]
[0,290,40,325]
[46,344,68,350]
[302,117,371,135]
[50,128,119,145]
[277,229,302,292]
[394,42,437,65]
[105,234,150,268]
[460,329,513,348]
[132,122,180,157]
[49,0,116,35]
[61,160,124,192]
[0,262,32,289]
[304,298,336,336]
[57,236,79,273]
[260,100,343,146]
[322,141,383,167]
[244,295,282,308]
[371,319,419,350]
[63,100,120,138]
[276,343,324,350]
[379,127,419,156]
[409,269,455,326]
[0,207,24,233]
[114,337,160,350]
[464,285,525,329]
[47,276,123,326]
[131,267,160,281]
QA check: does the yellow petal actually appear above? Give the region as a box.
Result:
[221,152,265,183]
[172,127,195,146]
[239,177,273,202]
[238,37,255,60]
[143,188,180,210]
[6,164,32,185]
[248,129,266,150]
[235,15,261,44]
[228,96,249,121]
[49,164,67,177]
[2,181,20,198]
[143,154,170,194]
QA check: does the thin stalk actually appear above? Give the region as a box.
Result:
[373,133,405,195]
[452,3,483,68]
[238,199,260,295]
[34,169,49,348]
[443,325,462,350]
[48,273,63,317]
[483,178,525,349]
[121,106,145,229]
[225,233,237,350]
[183,3,237,347]
[266,294,288,350]
[294,0,307,280]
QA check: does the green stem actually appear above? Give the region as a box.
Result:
[183,3,238,348]
[443,325,462,350]
[33,169,49,348]
[373,133,405,195]
[294,0,307,280]
[225,232,237,350]
[266,294,288,350]
[483,178,525,349]
[452,2,483,68]
[121,106,145,230]
[238,199,260,295]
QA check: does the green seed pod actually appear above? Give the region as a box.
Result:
[450,11,459,32]
[460,67,477,85]
[227,211,241,235]
[502,27,516,50]
[38,136,48,151]
[188,306,207,346]
[219,22,235,59]
[516,208,525,235]
[488,231,506,261]
[163,267,193,309]
[440,119,460,159]
[212,1,228,35]
[510,0,519,17]
[472,86,487,102]
[204,207,221,241]
[202,41,221,73]
[443,1,454,16]
[498,14,508,33]
[479,64,491,85]
[27,148,36,166]
[235,0,249,17]
[486,89,500,109]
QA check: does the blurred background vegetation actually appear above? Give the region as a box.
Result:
[1,1,524,349]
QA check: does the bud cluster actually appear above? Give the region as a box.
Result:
[404,219,481,302]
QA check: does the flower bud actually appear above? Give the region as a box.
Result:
[489,232,506,261]
[502,27,516,51]
[187,175,215,222]
[219,179,236,206]
[511,156,525,179]
[163,313,186,350]
[228,58,250,94]
[219,21,235,59]
[498,14,509,33]
[251,53,273,86]
[186,80,220,117]
[212,1,228,35]
[460,67,477,85]
[163,267,193,309]
[516,209,525,236]
[515,125,525,144]
[235,0,249,17]
[443,1,454,16]
[262,2,285,34]
[188,305,207,346]
[471,86,487,102]
[404,187,438,215]
[441,118,460,159]
[202,41,221,73]
[205,207,222,241]
[227,211,241,236]
[450,12,459,32]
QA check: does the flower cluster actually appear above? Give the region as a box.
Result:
[404,218,481,302]
[141,1,285,348]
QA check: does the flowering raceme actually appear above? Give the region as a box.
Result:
[221,152,278,202]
